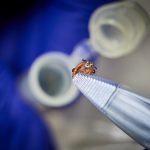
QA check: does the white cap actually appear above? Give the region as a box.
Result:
[28,52,79,107]
[89,1,150,58]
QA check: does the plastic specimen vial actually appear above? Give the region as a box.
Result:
[89,1,150,58]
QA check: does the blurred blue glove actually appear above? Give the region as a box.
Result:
[0,63,57,150]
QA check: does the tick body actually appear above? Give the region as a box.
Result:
[72,59,97,77]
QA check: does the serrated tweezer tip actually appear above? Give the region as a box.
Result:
[73,74,118,109]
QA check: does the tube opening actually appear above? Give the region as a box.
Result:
[38,64,71,97]
[100,24,125,43]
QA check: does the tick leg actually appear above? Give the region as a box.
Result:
[92,70,95,73]
[72,68,75,72]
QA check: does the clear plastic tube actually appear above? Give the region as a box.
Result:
[89,1,150,58]
[19,52,79,107]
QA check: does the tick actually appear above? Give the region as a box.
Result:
[72,59,97,77]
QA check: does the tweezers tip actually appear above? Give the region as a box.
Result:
[72,73,118,109]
